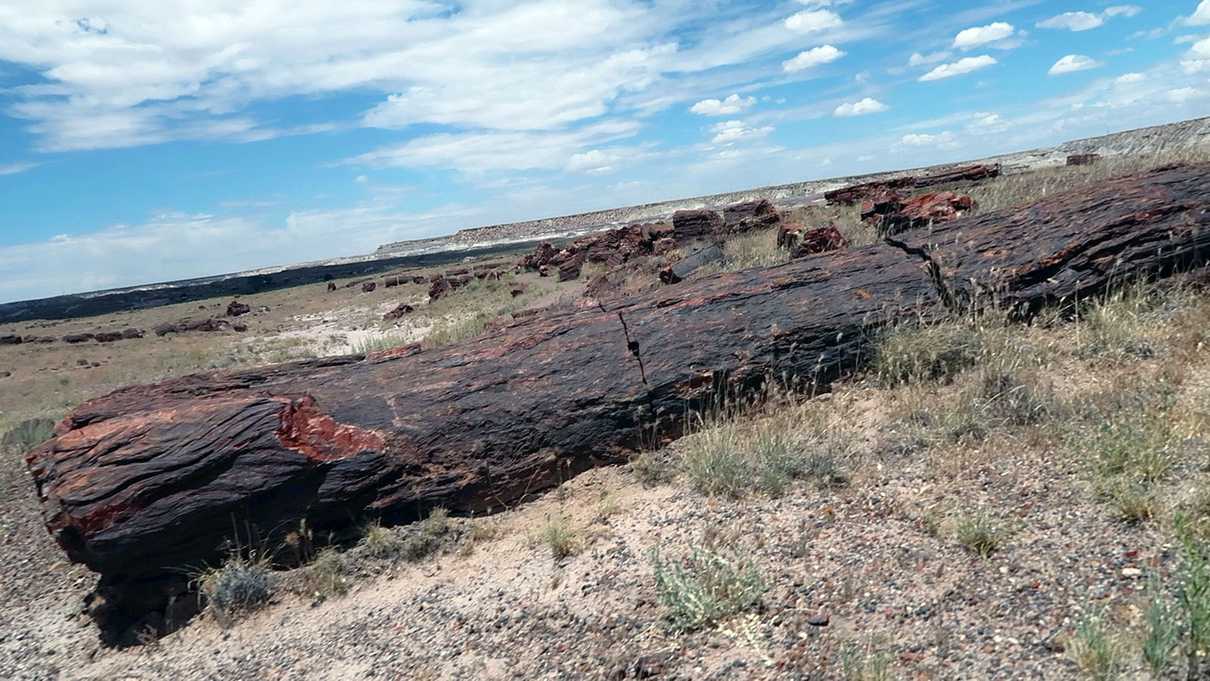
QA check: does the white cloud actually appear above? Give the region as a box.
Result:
[1190,1,1210,25]
[833,97,888,117]
[1167,86,1206,103]
[782,45,845,72]
[347,120,640,174]
[1049,54,1101,75]
[1182,37,1210,72]
[900,131,957,149]
[919,55,998,81]
[565,147,647,174]
[784,9,843,33]
[0,161,38,176]
[1116,72,1145,84]
[710,120,774,145]
[909,50,952,67]
[0,204,484,303]
[1037,12,1104,31]
[690,94,756,116]
[1103,5,1142,18]
[953,22,1015,49]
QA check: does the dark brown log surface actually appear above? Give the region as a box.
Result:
[23,163,1210,624]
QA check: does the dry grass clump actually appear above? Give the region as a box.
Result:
[651,547,766,632]
[718,230,791,272]
[952,511,1006,558]
[839,639,895,681]
[0,417,56,454]
[299,549,350,602]
[1066,610,1127,681]
[679,398,849,499]
[195,553,274,627]
[537,513,580,560]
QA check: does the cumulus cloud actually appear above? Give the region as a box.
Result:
[1167,86,1206,103]
[953,22,1015,49]
[919,55,997,81]
[833,98,888,117]
[784,9,843,33]
[1116,72,1145,84]
[782,45,845,72]
[710,120,774,145]
[1189,1,1210,25]
[1183,37,1210,73]
[1049,54,1101,75]
[900,131,957,149]
[909,51,951,67]
[690,94,756,116]
[1037,11,1104,31]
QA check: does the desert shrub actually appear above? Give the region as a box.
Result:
[953,512,1004,558]
[1,417,56,453]
[1142,582,1182,678]
[1066,611,1126,681]
[873,320,984,387]
[1180,539,1210,679]
[651,548,765,631]
[350,333,413,356]
[1073,282,1166,362]
[400,508,450,561]
[424,314,492,349]
[538,513,580,560]
[680,418,807,498]
[720,230,790,272]
[839,640,894,681]
[300,549,349,602]
[359,522,404,560]
[196,555,273,626]
[629,450,673,487]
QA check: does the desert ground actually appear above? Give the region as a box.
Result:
[3,147,1210,681]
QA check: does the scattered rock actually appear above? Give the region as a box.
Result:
[780,225,849,257]
[121,328,144,340]
[327,282,337,292]
[361,282,377,293]
[0,371,10,378]
[1067,153,1101,166]
[509,284,527,298]
[62,334,95,344]
[383,304,415,321]
[93,332,125,343]
[558,253,586,282]
[411,276,428,285]
[517,243,559,271]
[226,301,251,317]
[232,323,248,333]
[0,334,22,345]
[861,191,975,235]
[153,319,231,337]
[383,277,402,288]
[806,612,830,627]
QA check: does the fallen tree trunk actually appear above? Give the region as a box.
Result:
[24,163,1210,638]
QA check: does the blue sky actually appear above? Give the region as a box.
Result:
[1,0,1209,303]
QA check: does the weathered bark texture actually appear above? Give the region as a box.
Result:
[659,245,724,284]
[23,163,1210,637]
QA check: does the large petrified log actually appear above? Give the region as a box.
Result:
[825,163,1000,206]
[23,163,1210,638]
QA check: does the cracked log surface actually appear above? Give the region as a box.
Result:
[24,163,1210,631]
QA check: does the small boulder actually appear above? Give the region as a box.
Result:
[793,226,849,257]
[63,333,95,344]
[558,253,586,282]
[226,301,251,317]
[93,331,125,343]
[509,284,527,298]
[327,282,337,292]
[0,334,22,346]
[383,303,415,321]
[361,282,377,293]
[1067,153,1101,166]
[722,199,781,234]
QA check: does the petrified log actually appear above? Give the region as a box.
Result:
[558,253,586,282]
[722,199,781,234]
[825,164,999,206]
[672,209,723,241]
[63,333,95,344]
[24,163,1210,638]
[153,318,231,337]
[659,245,724,285]
[1,334,22,345]
[226,301,251,317]
[361,282,377,293]
[861,191,975,236]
